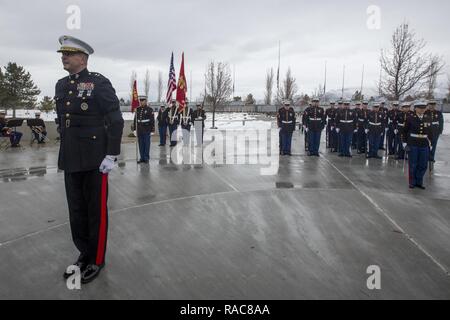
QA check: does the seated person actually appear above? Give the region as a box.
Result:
[31,112,47,144]
[0,111,23,147]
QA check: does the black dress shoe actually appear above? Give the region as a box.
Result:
[374,156,383,159]
[63,258,87,279]
[137,160,145,164]
[409,185,415,189]
[338,154,344,157]
[415,185,426,190]
[81,264,104,284]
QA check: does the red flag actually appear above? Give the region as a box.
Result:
[131,80,139,113]
[176,52,187,113]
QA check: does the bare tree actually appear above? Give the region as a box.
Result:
[264,68,274,105]
[379,22,445,99]
[205,61,233,129]
[144,69,150,99]
[276,67,297,104]
[157,71,163,103]
[447,75,450,101]
[424,56,445,99]
[312,84,324,100]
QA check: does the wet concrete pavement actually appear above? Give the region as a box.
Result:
[0,128,449,299]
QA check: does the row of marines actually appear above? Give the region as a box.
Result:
[277,99,444,189]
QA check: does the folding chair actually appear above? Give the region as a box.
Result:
[0,135,11,150]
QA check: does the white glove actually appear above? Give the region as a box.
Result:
[354,129,358,133]
[336,128,340,133]
[402,143,407,149]
[99,155,117,174]
[365,129,369,134]
[385,127,389,132]
[394,129,398,134]
[331,126,335,131]
[305,128,309,133]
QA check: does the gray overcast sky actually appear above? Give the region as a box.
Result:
[1,0,449,101]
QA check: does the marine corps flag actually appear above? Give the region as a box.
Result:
[131,80,139,113]
[176,52,187,113]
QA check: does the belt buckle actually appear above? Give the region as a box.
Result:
[65,119,70,128]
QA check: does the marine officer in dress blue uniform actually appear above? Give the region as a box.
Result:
[302,97,326,156]
[425,100,444,163]
[366,102,386,159]
[395,101,412,160]
[132,96,155,163]
[335,101,357,157]
[401,100,433,189]
[278,100,296,156]
[56,35,124,284]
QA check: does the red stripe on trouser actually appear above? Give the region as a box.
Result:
[96,173,108,265]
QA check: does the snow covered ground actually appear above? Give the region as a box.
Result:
[4,109,449,134]
[4,110,272,130]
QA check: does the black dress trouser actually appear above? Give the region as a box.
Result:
[64,169,109,266]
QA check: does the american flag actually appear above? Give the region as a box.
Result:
[166,52,177,104]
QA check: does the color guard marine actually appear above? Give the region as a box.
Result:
[395,102,412,160]
[277,100,296,156]
[356,101,369,154]
[167,100,180,147]
[401,100,433,189]
[302,97,326,156]
[335,101,357,157]
[325,101,337,152]
[352,101,362,150]
[425,100,444,163]
[387,101,400,156]
[379,100,388,151]
[157,104,168,146]
[180,104,193,146]
[191,103,206,146]
[366,102,386,159]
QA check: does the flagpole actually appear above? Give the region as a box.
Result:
[341,64,346,99]
[132,80,138,163]
[277,41,280,101]
[189,70,192,103]
[323,61,327,101]
[360,64,365,98]
[379,63,382,96]
[233,64,235,98]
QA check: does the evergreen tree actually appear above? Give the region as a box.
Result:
[1,62,41,117]
[39,96,55,113]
